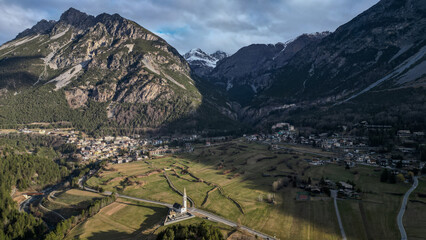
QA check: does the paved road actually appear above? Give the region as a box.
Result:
[331,190,347,240]
[397,177,418,240]
[81,186,275,239]
[191,208,276,239]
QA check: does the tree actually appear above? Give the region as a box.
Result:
[420,145,426,162]
[389,173,397,184]
[319,177,325,186]
[421,166,426,175]
[380,169,389,182]
[157,222,224,240]
[396,173,405,183]
[396,160,403,169]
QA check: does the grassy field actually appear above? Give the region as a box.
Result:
[43,189,103,219]
[65,197,239,240]
[306,164,412,240]
[85,140,419,240]
[85,141,343,239]
[66,198,168,240]
[403,177,426,240]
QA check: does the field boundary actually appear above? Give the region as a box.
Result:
[163,172,195,207]
[201,187,218,207]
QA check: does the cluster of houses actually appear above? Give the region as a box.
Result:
[71,136,191,163]
[246,122,425,172]
[299,179,360,199]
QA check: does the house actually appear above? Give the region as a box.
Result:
[398,130,411,138]
[339,181,353,190]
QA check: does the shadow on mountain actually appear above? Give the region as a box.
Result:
[0,55,43,89]
[156,74,250,136]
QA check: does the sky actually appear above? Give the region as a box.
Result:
[0,0,379,54]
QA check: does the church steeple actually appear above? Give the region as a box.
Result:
[182,188,187,212]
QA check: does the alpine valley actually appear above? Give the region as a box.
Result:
[1,1,426,240]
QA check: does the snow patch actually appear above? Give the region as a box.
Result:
[184,48,225,68]
[186,54,217,68]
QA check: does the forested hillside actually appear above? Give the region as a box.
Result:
[0,135,72,239]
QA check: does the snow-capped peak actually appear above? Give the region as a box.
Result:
[184,48,228,69]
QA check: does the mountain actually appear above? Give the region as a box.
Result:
[209,0,426,129]
[0,8,239,134]
[0,0,425,135]
[183,48,228,77]
[266,0,426,103]
[207,32,329,104]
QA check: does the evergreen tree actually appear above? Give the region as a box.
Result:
[380,169,389,182]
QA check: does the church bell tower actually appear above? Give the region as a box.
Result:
[182,188,187,213]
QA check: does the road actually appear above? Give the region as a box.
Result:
[191,208,276,239]
[331,190,347,240]
[81,185,275,239]
[397,177,418,240]
[19,182,64,213]
[39,203,66,220]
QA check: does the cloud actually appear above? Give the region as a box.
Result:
[0,2,49,43]
[0,0,379,54]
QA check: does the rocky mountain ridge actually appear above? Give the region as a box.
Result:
[200,32,330,104]
[240,0,426,127]
[183,48,228,76]
[186,0,426,129]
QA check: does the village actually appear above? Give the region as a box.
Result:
[4,120,424,175]
[245,122,425,173]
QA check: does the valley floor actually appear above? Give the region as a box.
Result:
[79,140,421,239]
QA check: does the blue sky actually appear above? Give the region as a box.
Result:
[0,0,379,54]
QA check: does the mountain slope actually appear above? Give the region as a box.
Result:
[206,33,329,104]
[266,0,426,102]
[0,8,239,134]
[214,0,426,129]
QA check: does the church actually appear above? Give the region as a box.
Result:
[164,188,194,225]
